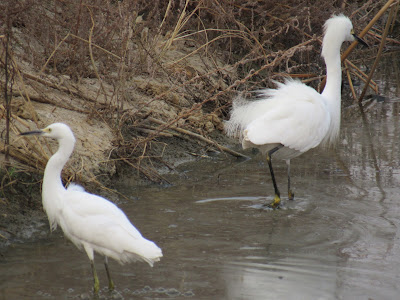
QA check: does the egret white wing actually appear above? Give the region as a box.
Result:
[60,190,162,264]
[245,97,330,152]
[60,210,161,264]
[64,190,141,234]
[244,83,331,153]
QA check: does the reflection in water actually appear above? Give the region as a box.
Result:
[2,56,400,299]
[224,254,338,300]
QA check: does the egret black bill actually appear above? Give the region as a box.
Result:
[352,32,368,47]
[20,130,44,136]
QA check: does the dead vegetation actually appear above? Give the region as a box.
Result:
[0,0,399,192]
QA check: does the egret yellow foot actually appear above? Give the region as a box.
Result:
[104,259,115,291]
[108,279,115,291]
[94,277,100,295]
[288,190,295,201]
[91,261,100,294]
[266,194,281,209]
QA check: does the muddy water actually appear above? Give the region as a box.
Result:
[2,56,400,300]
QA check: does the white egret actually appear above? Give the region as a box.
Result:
[225,15,367,208]
[20,123,162,294]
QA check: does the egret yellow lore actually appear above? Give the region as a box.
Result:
[20,123,162,294]
[225,15,367,208]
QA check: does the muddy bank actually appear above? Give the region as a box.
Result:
[0,45,237,251]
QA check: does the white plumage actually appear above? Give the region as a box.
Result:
[225,15,367,208]
[61,187,161,266]
[227,80,331,157]
[21,123,162,294]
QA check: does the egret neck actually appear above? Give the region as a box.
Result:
[42,133,75,231]
[321,34,343,146]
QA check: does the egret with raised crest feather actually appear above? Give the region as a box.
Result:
[20,123,162,294]
[225,15,367,208]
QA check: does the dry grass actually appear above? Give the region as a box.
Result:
[0,0,399,189]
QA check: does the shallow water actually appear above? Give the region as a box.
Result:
[2,54,400,300]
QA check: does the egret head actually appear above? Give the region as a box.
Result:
[324,15,354,42]
[21,123,75,142]
[322,15,367,59]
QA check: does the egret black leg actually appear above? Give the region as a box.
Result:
[265,145,283,208]
[104,257,115,291]
[286,159,294,200]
